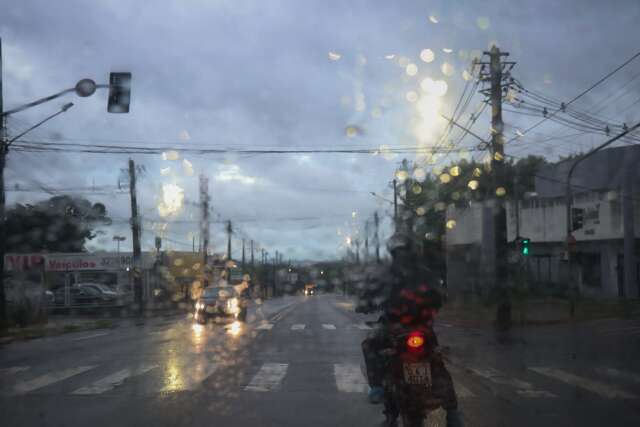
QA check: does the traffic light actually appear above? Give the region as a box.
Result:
[571,208,584,231]
[108,72,131,113]
[521,238,530,256]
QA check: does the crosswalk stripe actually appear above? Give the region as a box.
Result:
[245,363,288,392]
[72,364,158,395]
[469,367,556,398]
[256,323,274,330]
[334,363,368,393]
[353,324,372,330]
[0,366,30,376]
[13,365,97,395]
[161,360,218,392]
[595,367,640,384]
[529,367,637,399]
[322,324,337,330]
[291,324,305,330]
[71,332,110,341]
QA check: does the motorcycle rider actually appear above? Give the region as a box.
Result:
[358,231,463,427]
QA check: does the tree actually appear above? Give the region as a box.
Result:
[5,195,111,253]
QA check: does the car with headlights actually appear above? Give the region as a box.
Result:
[194,286,247,324]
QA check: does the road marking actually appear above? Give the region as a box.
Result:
[469,367,556,398]
[529,367,637,399]
[353,324,372,330]
[0,366,30,376]
[161,360,218,392]
[453,380,475,398]
[334,363,368,393]
[291,324,305,330]
[245,363,288,392]
[12,366,97,395]
[256,323,274,330]
[72,364,158,395]
[322,324,337,330]
[71,332,110,341]
[596,367,640,384]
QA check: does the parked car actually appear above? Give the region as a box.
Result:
[194,286,248,324]
[76,282,119,298]
[53,285,117,306]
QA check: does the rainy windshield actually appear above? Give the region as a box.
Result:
[1,2,640,427]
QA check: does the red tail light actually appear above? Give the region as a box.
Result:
[406,332,425,349]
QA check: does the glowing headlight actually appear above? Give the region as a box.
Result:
[196,302,204,310]
[226,297,239,313]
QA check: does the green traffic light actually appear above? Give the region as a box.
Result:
[521,238,530,255]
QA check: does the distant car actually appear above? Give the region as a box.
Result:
[53,285,117,306]
[194,286,248,324]
[76,282,119,299]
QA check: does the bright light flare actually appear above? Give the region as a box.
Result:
[158,183,184,217]
[226,321,242,336]
[328,51,341,61]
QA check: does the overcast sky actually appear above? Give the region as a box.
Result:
[1,0,640,261]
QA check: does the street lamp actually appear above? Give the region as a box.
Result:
[113,235,127,254]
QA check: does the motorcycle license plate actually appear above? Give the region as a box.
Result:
[403,363,431,385]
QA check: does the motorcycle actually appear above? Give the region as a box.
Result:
[380,325,450,427]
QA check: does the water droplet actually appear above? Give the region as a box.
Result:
[451,192,461,201]
[396,170,409,182]
[441,62,455,77]
[406,91,419,103]
[468,180,479,190]
[496,187,507,197]
[413,168,426,181]
[446,219,457,229]
[371,107,382,118]
[420,49,435,63]
[439,173,451,183]
[462,69,472,81]
[345,126,361,138]
[477,16,490,30]
[398,56,410,67]
[450,166,461,177]
[328,51,341,61]
[160,167,171,176]
[385,54,396,60]
[428,15,439,24]
[442,48,453,53]
[416,206,426,216]
[406,63,418,76]
[434,202,446,211]
[494,152,504,161]
[162,151,180,161]
[473,168,482,177]
[412,184,422,195]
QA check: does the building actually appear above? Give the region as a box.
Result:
[446,145,640,299]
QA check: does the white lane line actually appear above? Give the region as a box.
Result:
[71,332,110,341]
[529,367,637,399]
[322,324,337,330]
[12,366,97,395]
[469,367,556,398]
[245,363,288,392]
[334,363,368,393]
[256,323,274,330]
[161,360,217,392]
[291,324,306,330]
[596,367,640,384]
[447,365,476,398]
[353,324,372,330]
[453,380,475,398]
[0,366,30,376]
[72,364,158,395]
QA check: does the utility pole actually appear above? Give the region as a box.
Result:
[242,238,246,273]
[128,159,143,316]
[226,220,232,260]
[355,238,361,264]
[250,240,255,269]
[199,175,209,265]
[393,179,398,226]
[364,219,370,264]
[479,45,515,330]
[0,38,7,328]
[374,211,381,263]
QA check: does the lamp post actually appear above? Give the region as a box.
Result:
[113,235,127,254]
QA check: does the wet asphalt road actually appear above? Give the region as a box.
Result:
[1,294,640,427]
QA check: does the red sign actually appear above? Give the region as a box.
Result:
[4,254,45,272]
